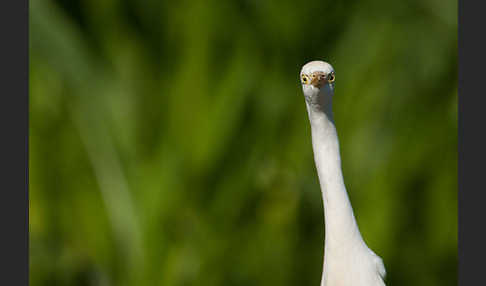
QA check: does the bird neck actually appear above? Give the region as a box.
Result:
[305,100,364,250]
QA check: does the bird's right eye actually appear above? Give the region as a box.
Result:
[301,75,309,84]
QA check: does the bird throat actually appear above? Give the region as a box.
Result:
[306,102,364,250]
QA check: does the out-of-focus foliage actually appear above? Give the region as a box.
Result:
[29,0,457,285]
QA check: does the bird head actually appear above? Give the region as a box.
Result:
[300,61,335,108]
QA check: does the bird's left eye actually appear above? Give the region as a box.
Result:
[328,73,335,82]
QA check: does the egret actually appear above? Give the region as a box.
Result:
[300,61,386,286]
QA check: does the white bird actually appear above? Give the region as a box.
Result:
[300,61,386,286]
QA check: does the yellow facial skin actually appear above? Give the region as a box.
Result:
[301,71,335,88]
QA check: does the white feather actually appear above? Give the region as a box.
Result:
[300,61,386,286]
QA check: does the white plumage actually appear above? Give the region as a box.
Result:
[300,61,386,286]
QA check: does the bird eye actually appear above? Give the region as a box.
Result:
[301,74,309,84]
[328,73,335,82]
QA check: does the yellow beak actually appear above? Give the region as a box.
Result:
[310,71,327,88]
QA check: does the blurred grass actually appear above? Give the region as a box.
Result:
[29,0,457,285]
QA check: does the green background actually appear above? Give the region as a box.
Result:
[29,0,457,285]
